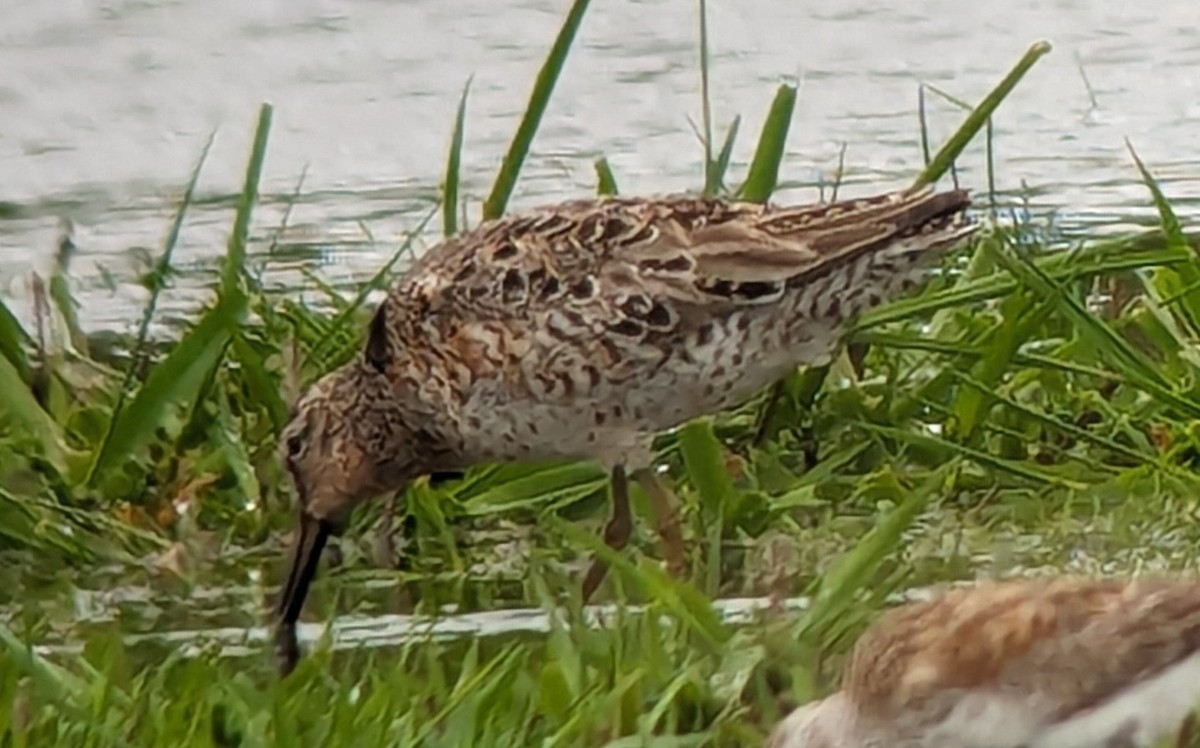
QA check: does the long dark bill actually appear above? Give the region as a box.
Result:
[274,511,331,676]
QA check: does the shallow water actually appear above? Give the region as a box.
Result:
[4,508,1189,663]
[2,0,1199,336]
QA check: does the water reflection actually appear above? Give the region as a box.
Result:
[2,0,1198,333]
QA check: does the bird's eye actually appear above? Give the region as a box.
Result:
[285,428,307,461]
[283,422,307,463]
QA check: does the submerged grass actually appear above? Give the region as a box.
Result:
[2,5,1198,747]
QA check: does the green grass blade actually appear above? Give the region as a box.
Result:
[86,297,236,486]
[231,332,290,433]
[461,461,607,515]
[950,267,1052,441]
[1127,140,1185,250]
[709,115,741,196]
[857,330,1117,380]
[677,419,735,521]
[697,0,715,193]
[0,625,92,700]
[91,132,214,480]
[594,156,619,196]
[481,0,592,219]
[0,297,32,383]
[0,352,67,472]
[222,103,273,300]
[797,470,942,640]
[677,419,735,596]
[1125,139,1200,338]
[862,423,1086,487]
[738,83,797,203]
[124,131,214,381]
[553,517,731,650]
[855,240,1188,331]
[48,275,87,355]
[443,76,473,237]
[992,242,1200,418]
[911,40,1051,190]
[91,107,265,486]
[951,371,1154,465]
[917,84,931,166]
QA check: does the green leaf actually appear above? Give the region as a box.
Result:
[1127,139,1200,339]
[0,354,69,474]
[87,297,236,486]
[797,471,938,640]
[443,76,473,236]
[222,103,273,301]
[911,40,1051,190]
[677,420,734,521]
[709,115,741,195]
[594,156,619,196]
[461,461,607,515]
[482,0,592,219]
[0,296,31,383]
[697,0,715,193]
[230,332,289,434]
[677,419,736,596]
[738,83,797,203]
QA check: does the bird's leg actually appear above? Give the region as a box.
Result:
[581,465,633,602]
[632,468,686,579]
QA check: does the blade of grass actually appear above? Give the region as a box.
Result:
[861,422,1087,489]
[595,156,619,196]
[697,0,715,193]
[0,353,69,473]
[0,297,32,384]
[856,330,1117,380]
[911,40,1051,190]
[231,332,290,433]
[993,239,1200,418]
[461,461,607,515]
[708,115,741,196]
[482,0,592,219]
[114,132,215,402]
[797,469,945,640]
[1123,141,1180,247]
[221,103,273,301]
[855,240,1189,331]
[677,419,736,595]
[552,517,731,650]
[951,371,1155,465]
[950,283,1053,441]
[48,226,88,356]
[738,83,798,203]
[86,297,237,486]
[89,108,270,486]
[677,419,735,522]
[917,84,931,166]
[443,76,473,237]
[1126,139,1200,337]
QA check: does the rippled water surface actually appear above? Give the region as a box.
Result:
[2,0,1199,334]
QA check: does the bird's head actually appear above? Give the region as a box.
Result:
[274,304,428,674]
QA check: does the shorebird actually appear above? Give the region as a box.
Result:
[273,186,979,674]
[766,576,1200,748]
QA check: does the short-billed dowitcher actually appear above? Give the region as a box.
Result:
[767,576,1200,748]
[274,186,979,674]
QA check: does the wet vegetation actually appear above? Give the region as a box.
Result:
[2,1,1199,745]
